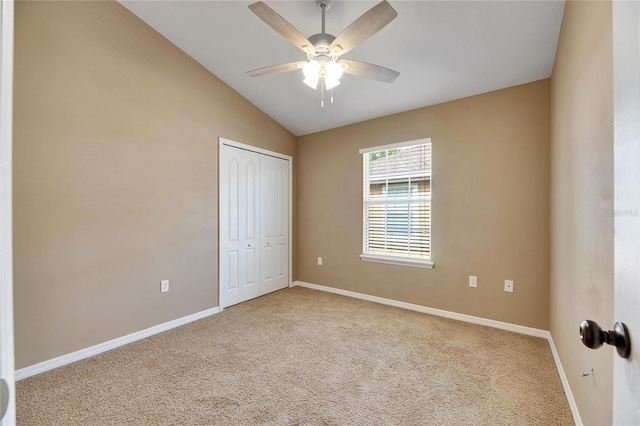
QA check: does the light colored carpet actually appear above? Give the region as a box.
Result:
[17,286,573,425]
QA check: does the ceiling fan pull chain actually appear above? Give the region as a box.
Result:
[321,78,325,107]
[331,88,334,104]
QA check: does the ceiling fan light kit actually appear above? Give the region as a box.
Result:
[247,0,400,107]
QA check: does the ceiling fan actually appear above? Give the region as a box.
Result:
[246,0,400,104]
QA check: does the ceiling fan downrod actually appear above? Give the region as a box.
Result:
[318,0,331,34]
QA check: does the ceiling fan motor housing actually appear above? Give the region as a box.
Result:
[308,33,336,57]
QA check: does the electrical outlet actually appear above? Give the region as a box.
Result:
[161,279,169,293]
[469,275,477,288]
[318,257,323,266]
[504,280,514,293]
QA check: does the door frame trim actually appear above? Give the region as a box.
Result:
[218,137,293,310]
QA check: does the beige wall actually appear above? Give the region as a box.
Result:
[296,80,551,329]
[13,1,296,368]
[549,1,614,424]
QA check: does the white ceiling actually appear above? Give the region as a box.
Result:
[119,0,565,136]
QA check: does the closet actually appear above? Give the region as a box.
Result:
[219,138,290,308]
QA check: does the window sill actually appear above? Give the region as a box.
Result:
[359,253,434,269]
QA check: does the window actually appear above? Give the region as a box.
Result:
[359,139,433,268]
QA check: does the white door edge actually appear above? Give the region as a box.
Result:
[612,1,640,424]
[0,0,15,424]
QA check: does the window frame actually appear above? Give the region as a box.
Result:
[359,138,434,269]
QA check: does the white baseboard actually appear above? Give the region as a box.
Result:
[548,334,583,426]
[15,307,220,381]
[292,280,548,338]
[292,280,581,425]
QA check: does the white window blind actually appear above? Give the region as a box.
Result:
[361,139,432,267]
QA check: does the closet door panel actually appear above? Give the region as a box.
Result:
[220,145,260,308]
[260,155,289,295]
[242,158,259,296]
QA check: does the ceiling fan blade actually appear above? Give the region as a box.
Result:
[246,61,307,77]
[248,2,316,55]
[340,60,399,83]
[329,1,397,57]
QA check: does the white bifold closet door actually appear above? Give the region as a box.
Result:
[220,142,289,308]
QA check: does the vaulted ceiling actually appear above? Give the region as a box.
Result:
[119,1,565,136]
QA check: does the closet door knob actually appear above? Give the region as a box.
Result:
[579,320,631,359]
